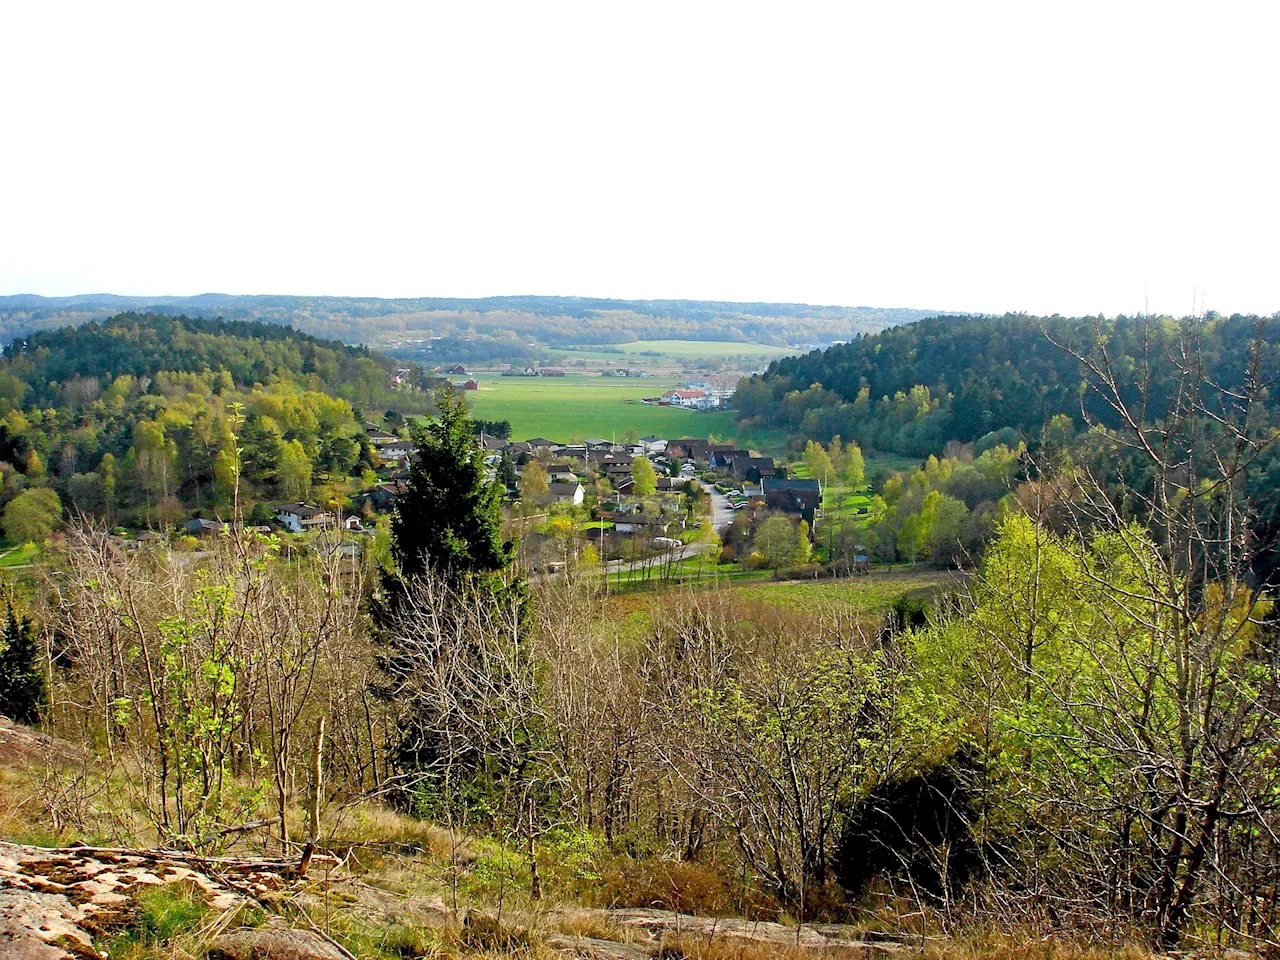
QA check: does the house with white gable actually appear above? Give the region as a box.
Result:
[276,502,335,533]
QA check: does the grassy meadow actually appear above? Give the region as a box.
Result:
[466,373,789,449]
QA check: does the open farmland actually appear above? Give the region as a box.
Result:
[465,374,789,448]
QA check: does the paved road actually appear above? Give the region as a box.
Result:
[697,479,735,533]
[602,541,703,575]
[599,479,731,576]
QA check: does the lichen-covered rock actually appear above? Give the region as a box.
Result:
[208,917,351,960]
[0,841,258,959]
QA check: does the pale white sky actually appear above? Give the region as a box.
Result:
[2,2,1277,318]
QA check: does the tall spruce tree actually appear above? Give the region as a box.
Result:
[387,388,512,582]
[375,388,531,790]
[0,602,45,724]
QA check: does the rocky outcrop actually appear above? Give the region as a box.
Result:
[601,908,908,956]
[547,933,655,959]
[207,917,351,960]
[0,841,321,960]
[0,716,79,767]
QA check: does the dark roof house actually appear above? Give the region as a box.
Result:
[761,478,822,525]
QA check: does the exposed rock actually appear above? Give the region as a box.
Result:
[547,933,655,959]
[608,908,908,954]
[208,917,351,960]
[0,716,79,767]
[0,841,300,959]
[291,884,452,930]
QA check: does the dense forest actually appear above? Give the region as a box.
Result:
[736,313,1280,454]
[0,293,942,354]
[0,313,425,531]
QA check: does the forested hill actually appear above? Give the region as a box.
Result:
[0,293,943,351]
[734,313,1280,455]
[2,312,398,406]
[0,314,428,527]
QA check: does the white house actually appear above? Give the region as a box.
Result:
[547,481,585,505]
[660,389,710,408]
[276,502,334,533]
[379,440,417,464]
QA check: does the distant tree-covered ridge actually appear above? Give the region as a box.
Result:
[0,293,946,352]
[735,312,1280,456]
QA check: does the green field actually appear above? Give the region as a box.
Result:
[466,374,789,449]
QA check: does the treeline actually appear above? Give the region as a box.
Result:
[0,313,427,533]
[0,293,939,353]
[735,313,1280,455]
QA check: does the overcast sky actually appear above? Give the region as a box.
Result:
[2,2,1276,317]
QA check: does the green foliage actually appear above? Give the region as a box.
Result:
[277,438,313,500]
[0,602,45,723]
[2,487,61,542]
[630,455,657,496]
[0,313,413,523]
[390,388,512,580]
[521,459,549,502]
[753,516,798,569]
[803,440,835,485]
[737,313,1280,456]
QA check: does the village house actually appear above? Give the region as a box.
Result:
[761,478,822,525]
[546,462,577,482]
[378,440,417,464]
[547,481,585,505]
[276,502,335,533]
[660,388,710,408]
[539,367,566,377]
[361,480,405,511]
[183,518,227,537]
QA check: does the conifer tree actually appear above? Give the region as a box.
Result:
[0,602,44,724]
[374,389,529,788]
[387,388,512,582]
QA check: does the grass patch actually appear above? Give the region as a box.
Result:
[732,569,959,613]
[98,882,211,957]
[0,541,41,567]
